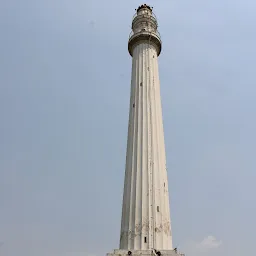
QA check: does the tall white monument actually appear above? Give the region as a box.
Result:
[107,4,184,256]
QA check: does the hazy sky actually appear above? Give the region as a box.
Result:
[0,1,256,256]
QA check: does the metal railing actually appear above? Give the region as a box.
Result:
[132,11,158,21]
[128,30,161,42]
[132,12,158,27]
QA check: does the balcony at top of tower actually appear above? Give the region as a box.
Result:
[128,5,162,57]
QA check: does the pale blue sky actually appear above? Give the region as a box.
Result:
[0,1,255,256]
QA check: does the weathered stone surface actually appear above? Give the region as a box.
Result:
[120,5,173,250]
[106,5,185,256]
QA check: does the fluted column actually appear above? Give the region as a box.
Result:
[119,41,173,250]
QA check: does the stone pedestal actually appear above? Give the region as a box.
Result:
[107,249,185,256]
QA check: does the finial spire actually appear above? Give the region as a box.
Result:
[136,4,153,13]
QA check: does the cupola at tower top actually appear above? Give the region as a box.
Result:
[136,4,153,13]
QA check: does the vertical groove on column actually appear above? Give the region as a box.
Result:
[149,46,155,248]
[147,44,152,249]
[158,55,172,248]
[150,46,157,249]
[157,53,172,249]
[144,45,148,250]
[146,44,149,248]
[144,43,150,250]
[146,43,149,250]
[134,43,141,249]
[147,42,154,249]
[154,49,164,249]
[122,46,136,248]
[157,49,163,249]
[128,45,136,249]
[135,42,142,249]
[140,43,144,250]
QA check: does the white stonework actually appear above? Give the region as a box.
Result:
[107,4,185,256]
[120,40,172,250]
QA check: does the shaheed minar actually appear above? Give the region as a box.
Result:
[107,4,185,256]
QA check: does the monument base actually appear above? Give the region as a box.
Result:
[107,249,185,256]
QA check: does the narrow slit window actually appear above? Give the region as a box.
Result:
[133,103,135,108]
[164,182,165,187]
[144,237,147,243]
[140,82,142,86]
[157,206,160,212]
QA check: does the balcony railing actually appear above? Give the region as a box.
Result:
[132,11,158,22]
[128,30,161,42]
[132,13,158,28]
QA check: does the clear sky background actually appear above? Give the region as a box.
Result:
[0,1,255,256]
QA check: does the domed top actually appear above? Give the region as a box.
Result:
[136,4,152,13]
